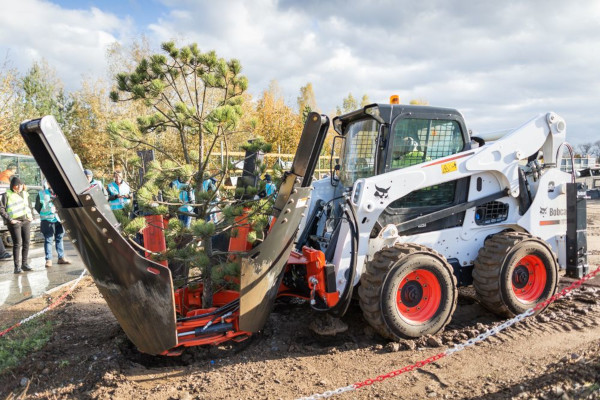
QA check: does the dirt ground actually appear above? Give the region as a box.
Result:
[2,202,600,400]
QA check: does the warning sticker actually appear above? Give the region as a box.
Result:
[296,197,309,208]
[441,161,457,174]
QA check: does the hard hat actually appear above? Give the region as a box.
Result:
[84,169,93,177]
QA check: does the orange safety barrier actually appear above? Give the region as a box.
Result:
[143,215,168,267]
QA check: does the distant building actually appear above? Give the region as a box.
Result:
[560,154,598,173]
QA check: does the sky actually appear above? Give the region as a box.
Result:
[1,0,599,146]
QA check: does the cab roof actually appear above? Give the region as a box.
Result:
[333,103,466,135]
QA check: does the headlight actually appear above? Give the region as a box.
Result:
[333,118,343,135]
[364,105,384,123]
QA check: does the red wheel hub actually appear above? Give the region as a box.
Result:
[395,269,442,323]
[511,254,546,302]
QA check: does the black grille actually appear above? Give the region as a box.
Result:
[474,201,509,225]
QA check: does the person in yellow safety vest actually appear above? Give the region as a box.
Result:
[106,170,131,211]
[35,180,71,268]
[391,137,427,168]
[0,177,33,273]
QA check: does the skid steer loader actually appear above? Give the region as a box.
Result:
[18,103,587,354]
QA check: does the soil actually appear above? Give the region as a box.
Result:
[2,201,600,400]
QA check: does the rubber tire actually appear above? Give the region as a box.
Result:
[358,243,458,340]
[473,231,559,317]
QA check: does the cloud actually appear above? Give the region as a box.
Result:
[0,0,133,89]
[142,0,600,144]
[2,0,599,145]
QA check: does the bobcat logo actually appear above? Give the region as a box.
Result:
[374,185,391,204]
[540,207,548,216]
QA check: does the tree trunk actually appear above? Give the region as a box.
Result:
[179,128,190,164]
[201,236,213,308]
[199,129,204,175]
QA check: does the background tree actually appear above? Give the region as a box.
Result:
[0,61,70,154]
[577,143,595,156]
[0,61,19,151]
[297,82,318,111]
[360,94,370,107]
[20,61,71,128]
[66,79,123,178]
[342,93,357,113]
[336,92,358,116]
[574,142,600,165]
[254,80,303,154]
[409,98,429,105]
[297,82,318,123]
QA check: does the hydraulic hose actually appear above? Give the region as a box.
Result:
[176,299,239,322]
[312,198,359,317]
[555,142,576,183]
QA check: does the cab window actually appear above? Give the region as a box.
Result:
[18,157,43,187]
[340,119,379,187]
[388,118,464,209]
[389,119,464,170]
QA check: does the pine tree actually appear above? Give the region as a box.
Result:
[109,42,273,307]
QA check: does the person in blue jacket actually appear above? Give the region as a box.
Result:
[171,176,195,228]
[264,174,277,198]
[84,169,108,198]
[201,176,219,223]
[35,180,71,268]
[106,170,131,210]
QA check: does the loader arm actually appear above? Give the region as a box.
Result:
[239,112,330,332]
[19,116,177,355]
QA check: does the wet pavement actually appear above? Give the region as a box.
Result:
[0,241,85,308]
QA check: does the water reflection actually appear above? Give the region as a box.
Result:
[0,243,83,308]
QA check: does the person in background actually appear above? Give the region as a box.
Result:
[202,175,217,193]
[107,170,131,210]
[35,180,71,268]
[391,137,426,168]
[202,175,219,223]
[264,174,277,198]
[84,169,108,198]
[0,177,33,273]
[0,163,17,184]
[0,237,11,260]
[170,176,195,228]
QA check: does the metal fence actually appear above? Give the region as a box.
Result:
[222,151,333,179]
